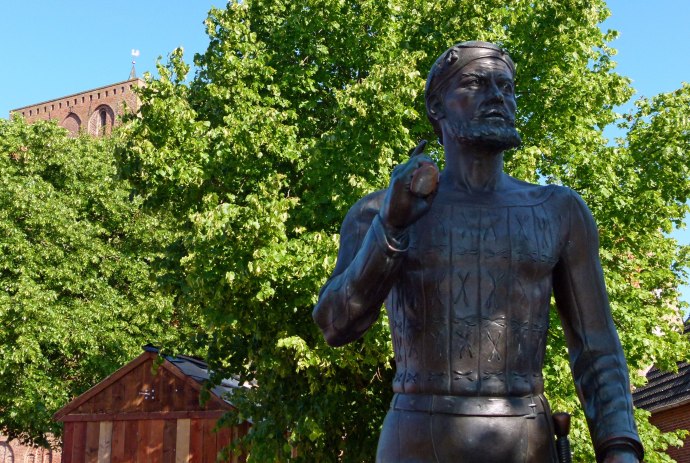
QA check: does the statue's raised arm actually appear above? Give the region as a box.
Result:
[313,140,439,346]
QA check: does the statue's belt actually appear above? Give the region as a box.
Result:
[391,393,547,417]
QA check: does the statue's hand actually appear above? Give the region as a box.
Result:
[379,140,439,232]
[602,448,639,463]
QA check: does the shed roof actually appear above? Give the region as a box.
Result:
[54,345,248,422]
[144,344,246,402]
[633,321,690,412]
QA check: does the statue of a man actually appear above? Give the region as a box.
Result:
[313,41,643,463]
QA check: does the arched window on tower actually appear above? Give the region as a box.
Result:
[88,105,114,136]
[62,113,82,137]
[100,109,107,135]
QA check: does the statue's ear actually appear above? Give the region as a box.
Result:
[427,94,445,121]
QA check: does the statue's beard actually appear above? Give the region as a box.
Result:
[447,118,522,151]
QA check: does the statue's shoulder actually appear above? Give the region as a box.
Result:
[349,189,386,213]
[342,189,387,227]
[504,176,579,206]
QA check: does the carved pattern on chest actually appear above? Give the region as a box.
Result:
[388,199,565,394]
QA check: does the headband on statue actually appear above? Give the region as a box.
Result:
[425,41,515,101]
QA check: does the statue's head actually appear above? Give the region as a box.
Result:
[425,41,520,149]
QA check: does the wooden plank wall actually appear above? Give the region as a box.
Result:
[61,419,247,463]
[72,362,224,416]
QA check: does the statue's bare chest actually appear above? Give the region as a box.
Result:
[386,199,567,394]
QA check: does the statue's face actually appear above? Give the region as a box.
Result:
[439,57,520,151]
[442,57,516,126]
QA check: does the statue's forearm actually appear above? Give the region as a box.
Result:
[313,214,407,346]
[600,440,642,463]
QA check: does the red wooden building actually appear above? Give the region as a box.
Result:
[53,346,249,463]
[634,321,690,463]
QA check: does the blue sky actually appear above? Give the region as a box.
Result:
[1,1,689,303]
[604,1,690,101]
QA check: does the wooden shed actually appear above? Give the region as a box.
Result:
[633,321,690,463]
[53,346,249,463]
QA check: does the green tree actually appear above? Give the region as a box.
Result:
[119,0,690,461]
[0,118,183,446]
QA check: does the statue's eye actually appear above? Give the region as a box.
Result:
[462,78,481,88]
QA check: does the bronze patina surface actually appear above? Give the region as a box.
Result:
[313,41,643,463]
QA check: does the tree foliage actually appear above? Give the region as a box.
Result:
[0,118,182,446]
[118,0,690,461]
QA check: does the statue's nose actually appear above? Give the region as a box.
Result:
[487,82,505,103]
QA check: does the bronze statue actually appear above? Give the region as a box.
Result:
[313,41,643,463]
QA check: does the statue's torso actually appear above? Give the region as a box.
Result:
[387,185,569,396]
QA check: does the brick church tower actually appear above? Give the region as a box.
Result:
[10,63,143,137]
